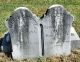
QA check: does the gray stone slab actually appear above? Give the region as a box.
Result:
[41,5,73,56]
[7,7,41,59]
[71,40,80,50]
[71,27,80,50]
[71,27,80,41]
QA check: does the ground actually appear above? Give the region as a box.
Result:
[0,49,80,62]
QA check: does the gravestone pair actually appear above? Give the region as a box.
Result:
[6,4,73,60]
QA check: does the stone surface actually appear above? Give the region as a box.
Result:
[71,27,80,50]
[41,5,73,56]
[7,7,41,59]
[71,27,80,41]
[6,5,75,60]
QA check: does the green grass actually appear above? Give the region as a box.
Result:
[0,0,80,37]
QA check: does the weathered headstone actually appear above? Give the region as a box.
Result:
[71,27,80,41]
[41,5,73,56]
[71,27,80,50]
[6,5,74,60]
[7,7,41,59]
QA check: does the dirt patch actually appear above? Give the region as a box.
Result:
[0,50,80,62]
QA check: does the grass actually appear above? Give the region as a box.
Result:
[0,0,80,37]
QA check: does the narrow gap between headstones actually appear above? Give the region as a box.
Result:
[40,24,44,56]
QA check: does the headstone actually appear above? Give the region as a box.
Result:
[7,7,41,59]
[71,27,80,41]
[71,27,80,50]
[6,5,74,60]
[41,5,73,56]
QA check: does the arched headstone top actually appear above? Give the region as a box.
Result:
[14,7,33,17]
[49,4,64,9]
[7,7,38,29]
